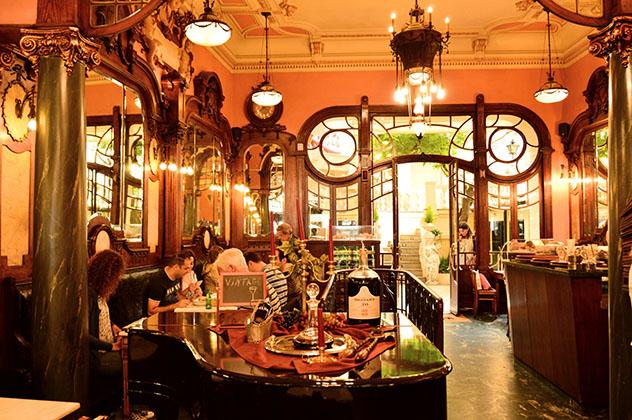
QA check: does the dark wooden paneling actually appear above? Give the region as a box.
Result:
[505,262,607,407]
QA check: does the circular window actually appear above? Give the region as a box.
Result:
[320,130,357,165]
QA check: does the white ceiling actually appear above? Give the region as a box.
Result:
[207,0,597,73]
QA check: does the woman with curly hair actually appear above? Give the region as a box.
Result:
[88,249,126,364]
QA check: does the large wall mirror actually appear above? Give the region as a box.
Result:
[565,67,608,241]
[242,143,284,236]
[182,124,226,238]
[85,70,145,241]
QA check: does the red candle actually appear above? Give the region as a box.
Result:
[296,200,305,240]
[328,219,334,261]
[317,305,325,348]
[269,212,276,256]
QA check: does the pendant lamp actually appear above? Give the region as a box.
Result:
[251,12,283,107]
[534,10,568,104]
[185,0,232,47]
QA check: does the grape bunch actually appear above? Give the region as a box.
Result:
[324,313,347,329]
[276,308,303,329]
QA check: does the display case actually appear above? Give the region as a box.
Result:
[307,239,382,269]
[332,225,375,240]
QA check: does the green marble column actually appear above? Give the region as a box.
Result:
[31,55,88,405]
[608,52,632,418]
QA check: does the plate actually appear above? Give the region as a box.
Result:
[264,334,347,357]
[192,297,207,306]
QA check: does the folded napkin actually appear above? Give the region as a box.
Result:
[211,320,396,375]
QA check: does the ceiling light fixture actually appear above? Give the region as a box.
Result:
[251,11,283,107]
[534,10,568,104]
[389,1,450,137]
[185,0,232,47]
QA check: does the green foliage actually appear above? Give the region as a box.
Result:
[424,206,435,224]
[373,206,379,224]
[431,228,441,237]
[278,236,329,282]
[439,257,449,273]
[372,131,470,162]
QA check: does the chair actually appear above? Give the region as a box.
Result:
[471,271,498,317]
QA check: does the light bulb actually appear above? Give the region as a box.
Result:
[394,86,407,104]
[413,97,424,115]
[411,119,425,137]
[167,162,177,172]
[27,118,36,131]
[436,87,446,100]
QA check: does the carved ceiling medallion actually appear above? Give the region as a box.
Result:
[19,27,101,75]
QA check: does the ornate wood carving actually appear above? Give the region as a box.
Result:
[589,16,632,67]
[193,72,225,124]
[88,215,153,266]
[81,0,163,37]
[1,59,35,153]
[19,27,101,75]
[583,67,609,124]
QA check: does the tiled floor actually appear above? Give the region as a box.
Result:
[443,314,607,419]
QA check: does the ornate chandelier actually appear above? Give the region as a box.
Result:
[389,1,450,137]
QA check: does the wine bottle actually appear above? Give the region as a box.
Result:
[347,245,381,326]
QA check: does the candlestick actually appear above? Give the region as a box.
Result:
[296,200,305,240]
[317,305,325,348]
[269,212,276,256]
[328,219,334,261]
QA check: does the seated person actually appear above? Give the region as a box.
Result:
[244,251,287,312]
[200,244,223,294]
[181,254,203,300]
[143,250,194,316]
[88,250,154,419]
[215,248,280,311]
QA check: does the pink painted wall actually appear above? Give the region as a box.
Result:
[191,47,603,240]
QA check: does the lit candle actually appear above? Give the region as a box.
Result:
[296,200,305,240]
[445,16,450,33]
[328,218,334,261]
[427,6,433,25]
[317,305,325,348]
[269,212,276,256]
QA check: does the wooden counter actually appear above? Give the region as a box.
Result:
[504,262,608,407]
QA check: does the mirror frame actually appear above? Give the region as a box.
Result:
[562,66,608,241]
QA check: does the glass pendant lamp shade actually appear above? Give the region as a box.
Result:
[185,0,232,47]
[534,10,568,104]
[251,11,282,107]
[534,78,569,103]
[252,81,283,106]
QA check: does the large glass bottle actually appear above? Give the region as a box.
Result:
[346,246,381,326]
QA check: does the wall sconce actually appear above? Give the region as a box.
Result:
[560,163,579,189]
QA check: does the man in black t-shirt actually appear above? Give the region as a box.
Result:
[143,250,195,316]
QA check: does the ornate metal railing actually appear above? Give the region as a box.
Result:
[328,268,444,352]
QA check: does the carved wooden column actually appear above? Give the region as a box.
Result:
[473,94,489,269]
[19,27,100,405]
[160,75,188,257]
[589,17,632,418]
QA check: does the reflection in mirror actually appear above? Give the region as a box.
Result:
[243,144,284,236]
[594,127,608,228]
[182,126,225,238]
[85,70,144,240]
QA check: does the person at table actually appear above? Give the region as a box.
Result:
[143,250,194,316]
[200,244,223,294]
[181,253,203,300]
[88,250,155,419]
[244,251,287,312]
[215,248,280,311]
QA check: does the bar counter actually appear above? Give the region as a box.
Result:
[504,261,608,407]
[126,311,451,419]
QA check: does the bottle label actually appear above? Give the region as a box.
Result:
[348,285,380,319]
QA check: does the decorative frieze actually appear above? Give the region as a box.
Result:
[589,16,632,67]
[19,27,101,75]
